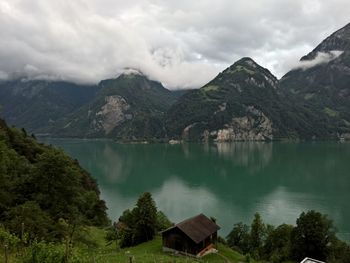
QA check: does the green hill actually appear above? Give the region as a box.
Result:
[165,23,350,142]
[0,80,98,134]
[0,118,109,241]
[88,229,248,263]
[97,235,248,263]
[52,73,177,140]
[280,22,350,139]
[165,57,317,141]
[0,226,252,263]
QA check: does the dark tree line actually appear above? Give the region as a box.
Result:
[0,119,109,243]
[226,211,350,263]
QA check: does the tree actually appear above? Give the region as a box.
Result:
[249,213,266,258]
[30,149,81,220]
[327,238,350,263]
[156,211,172,231]
[3,201,54,242]
[118,228,135,248]
[291,210,336,261]
[226,222,250,254]
[133,192,157,243]
[263,224,293,262]
[119,209,136,226]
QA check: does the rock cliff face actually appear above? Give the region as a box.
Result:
[213,106,273,142]
[340,133,350,140]
[51,73,177,139]
[166,58,288,141]
[182,106,273,142]
[92,95,131,134]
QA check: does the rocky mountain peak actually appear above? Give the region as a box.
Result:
[216,57,278,89]
[98,70,149,89]
[236,57,259,66]
[223,57,259,73]
[301,22,350,61]
[119,68,145,77]
[331,22,350,42]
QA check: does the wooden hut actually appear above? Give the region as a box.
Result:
[161,214,220,257]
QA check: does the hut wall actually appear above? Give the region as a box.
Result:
[162,228,198,254]
[162,228,218,255]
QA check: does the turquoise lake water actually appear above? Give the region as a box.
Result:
[42,139,350,241]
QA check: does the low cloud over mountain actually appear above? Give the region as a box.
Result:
[0,0,350,88]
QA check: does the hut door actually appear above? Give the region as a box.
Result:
[174,237,183,251]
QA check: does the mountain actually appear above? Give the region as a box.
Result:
[166,23,350,142]
[0,80,98,134]
[52,73,177,139]
[1,23,350,141]
[165,57,302,141]
[280,23,350,139]
[170,89,192,98]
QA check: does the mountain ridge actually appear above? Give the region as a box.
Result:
[301,23,350,61]
[280,22,350,140]
[1,23,350,141]
[165,57,292,141]
[50,73,177,139]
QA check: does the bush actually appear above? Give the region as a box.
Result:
[0,226,20,252]
[22,241,65,263]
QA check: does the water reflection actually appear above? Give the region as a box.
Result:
[42,139,350,241]
[255,187,326,225]
[153,177,219,222]
[214,142,272,167]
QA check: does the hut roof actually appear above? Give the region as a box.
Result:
[115,221,129,230]
[163,214,220,244]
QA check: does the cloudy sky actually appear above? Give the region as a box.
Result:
[0,0,349,89]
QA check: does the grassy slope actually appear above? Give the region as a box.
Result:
[0,226,284,262]
[78,227,248,263]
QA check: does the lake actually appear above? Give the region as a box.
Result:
[42,139,350,241]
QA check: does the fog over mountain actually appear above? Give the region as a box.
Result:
[0,0,349,89]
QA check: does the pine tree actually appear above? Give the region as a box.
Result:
[133,192,157,243]
[250,213,266,258]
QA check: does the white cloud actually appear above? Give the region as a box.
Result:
[0,70,8,80]
[0,0,349,89]
[295,51,344,70]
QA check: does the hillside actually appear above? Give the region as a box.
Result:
[165,57,315,141]
[98,235,248,263]
[0,80,98,134]
[0,227,250,263]
[280,23,350,139]
[0,118,109,241]
[51,73,177,140]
